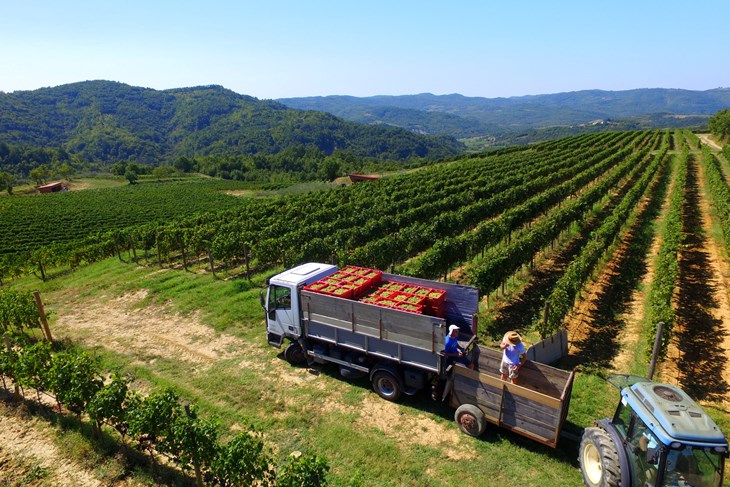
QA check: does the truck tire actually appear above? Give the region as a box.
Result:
[372,371,403,402]
[454,404,486,437]
[284,342,306,366]
[579,426,621,487]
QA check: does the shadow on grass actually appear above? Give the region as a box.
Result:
[0,389,195,486]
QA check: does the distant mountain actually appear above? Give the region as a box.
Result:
[0,81,464,165]
[279,88,730,139]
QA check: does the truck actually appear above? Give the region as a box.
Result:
[262,262,574,447]
[580,374,728,487]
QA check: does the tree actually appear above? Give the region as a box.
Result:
[320,157,341,182]
[29,164,51,186]
[152,164,175,179]
[110,161,128,176]
[709,109,730,138]
[57,163,74,181]
[173,156,195,173]
[0,172,15,195]
[125,169,138,185]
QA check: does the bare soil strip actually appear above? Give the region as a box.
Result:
[0,404,102,486]
[664,154,730,401]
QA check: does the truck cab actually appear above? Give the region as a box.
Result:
[580,375,727,487]
[262,263,337,347]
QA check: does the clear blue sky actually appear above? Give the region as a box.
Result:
[1,0,728,99]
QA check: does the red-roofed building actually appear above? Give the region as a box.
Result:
[37,181,68,193]
[348,174,381,183]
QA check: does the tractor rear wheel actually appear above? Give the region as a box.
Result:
[579,427,621,487]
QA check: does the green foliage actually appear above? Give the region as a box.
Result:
[124,169,138,184]
[87,372,132,437]
[708,109,730,139]
[0,289,41,332]
[127,389,181,449]
[277,452,330,487]
[645,149,687,357]
[163,404,219,475]
[16,341,53,392]
[212,431,275,486]
[48,349,103,414]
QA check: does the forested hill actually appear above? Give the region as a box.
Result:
[0,81,464,165]
[279,88,730,137]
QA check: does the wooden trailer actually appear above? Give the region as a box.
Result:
[445,346,574,448]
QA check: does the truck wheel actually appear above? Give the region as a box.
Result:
[454,404,486,437]
[579,427,621,487]
[284,342,306,366]
[372,371,403,402]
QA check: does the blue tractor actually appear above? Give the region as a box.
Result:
[580,375,728,487]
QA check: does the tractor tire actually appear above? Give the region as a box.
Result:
[372,371,403,402]
[579,426,621,487]
[284,342,307,366]
[454,404,486,437]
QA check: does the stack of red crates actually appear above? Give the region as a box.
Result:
[304,266,447,317]
[304,266,383,300]
[360,281,446,316]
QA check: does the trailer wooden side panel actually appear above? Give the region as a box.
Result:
[449,347,574,448]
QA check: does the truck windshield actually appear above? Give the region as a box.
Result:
[661,447,724,487]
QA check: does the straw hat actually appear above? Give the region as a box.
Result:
[503,331,521,345]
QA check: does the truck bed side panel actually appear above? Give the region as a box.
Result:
[302,290,447,373]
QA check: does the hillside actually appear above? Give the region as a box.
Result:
[0,81,464,168]
[279,88,730,138]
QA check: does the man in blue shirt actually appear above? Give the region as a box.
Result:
[443,324,474,369]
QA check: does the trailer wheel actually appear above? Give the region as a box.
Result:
[454,404,486,437]
[579,427,621,487]
[284,342,306,366]
[372,371,403,402]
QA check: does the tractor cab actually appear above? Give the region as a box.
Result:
[581,375,727,487]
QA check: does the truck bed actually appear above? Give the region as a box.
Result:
[448,346,574,447]
[301,289,449,373]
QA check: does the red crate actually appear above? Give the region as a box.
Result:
[426,289,446,307]
[396,302,423,314]
[425,303,446,318]
[305,281,327,292]
[403,294,426,306]
[321,285,353,299]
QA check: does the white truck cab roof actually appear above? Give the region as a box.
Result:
[268,262,337,287]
